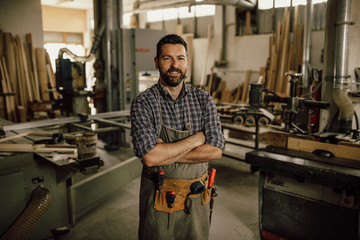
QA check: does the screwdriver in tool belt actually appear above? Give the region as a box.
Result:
[208,168,216,189]
[167,191,176,208]
[157,171,164,191]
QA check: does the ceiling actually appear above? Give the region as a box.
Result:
[40,0,170,14]
[41,0,94,10]
[40,0,257,14]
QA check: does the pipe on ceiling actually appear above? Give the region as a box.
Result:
[210,0,257,10]
[132,0,257,13]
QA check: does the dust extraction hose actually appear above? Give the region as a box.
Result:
[0,187,51,240]
[57,22,105,63]
[333,88,354,133]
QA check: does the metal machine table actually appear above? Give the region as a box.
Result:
[245,147,360,240]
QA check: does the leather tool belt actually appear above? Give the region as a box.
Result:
[142,169,212,214]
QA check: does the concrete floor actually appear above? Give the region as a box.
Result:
[53,137,260,240]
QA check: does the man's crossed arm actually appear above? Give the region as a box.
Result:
[142,131,222,167]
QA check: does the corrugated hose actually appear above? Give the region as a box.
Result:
[0,187,51,240]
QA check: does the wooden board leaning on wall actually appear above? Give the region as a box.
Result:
[0,31,58,122]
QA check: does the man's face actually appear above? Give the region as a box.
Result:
[155,44,188,87]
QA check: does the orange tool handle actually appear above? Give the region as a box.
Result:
[208,168,216,189]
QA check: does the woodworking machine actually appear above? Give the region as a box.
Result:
[246,142,360,240]
[0,111,141,239]
[263,72,330,134]
[218,73,329,134]
[55,23,105,116]
[239,1,360,238]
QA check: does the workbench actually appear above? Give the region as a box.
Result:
[221,123,281,164]
[245,146,360,240]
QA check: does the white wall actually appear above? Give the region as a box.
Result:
[192,5,325,91]
[310,31,325,70]
[191,6,270,90]
[215,33,271,90]
[0,0,44,48]
[192,38,216,86]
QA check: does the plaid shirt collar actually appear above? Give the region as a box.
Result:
[156,80,188,101]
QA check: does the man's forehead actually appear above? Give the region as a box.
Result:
[160,44,186,54]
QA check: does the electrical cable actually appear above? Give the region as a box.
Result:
[354,110,359,130]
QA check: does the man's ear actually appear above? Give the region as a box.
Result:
[154,57,159,69]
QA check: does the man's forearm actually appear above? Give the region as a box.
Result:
[142,132,205,167]
[176,144,222,164]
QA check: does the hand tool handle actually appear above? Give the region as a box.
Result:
[167,191,175,208]
[157,171,164,191]
[208,168,216,189]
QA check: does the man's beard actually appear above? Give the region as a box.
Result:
[160,67,187,87]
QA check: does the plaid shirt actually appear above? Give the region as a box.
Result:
[130,81,225,160]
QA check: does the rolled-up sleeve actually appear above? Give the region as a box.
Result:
[202,93,225,150]
[130,97,157,160]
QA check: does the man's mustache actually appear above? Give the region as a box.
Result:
[167,68,182,74]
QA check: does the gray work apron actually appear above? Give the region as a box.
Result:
[138,90,210,240]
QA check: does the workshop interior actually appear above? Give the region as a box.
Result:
[0,0,360,239]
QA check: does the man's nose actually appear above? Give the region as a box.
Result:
[170,59,179,68]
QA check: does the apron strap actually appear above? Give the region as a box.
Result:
[156,87,192,135]
[185,94,192,134]
[156,89,163,125]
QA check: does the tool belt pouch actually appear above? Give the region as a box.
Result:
[154,172,211,213]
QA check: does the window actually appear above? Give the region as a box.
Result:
[43,32,85,71]
[147,5,215,22]
[275,0,291,8]
[258,0,327,10]
[178,6,195,18]
[123,13,133,27]
[195,5,215,17]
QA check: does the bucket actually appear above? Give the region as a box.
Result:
[75,132,98,159]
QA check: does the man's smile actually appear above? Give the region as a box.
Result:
[167,68,181,76]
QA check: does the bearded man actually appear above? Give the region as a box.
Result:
[130,34,225,240]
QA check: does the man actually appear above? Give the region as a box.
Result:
[130,34,225,240]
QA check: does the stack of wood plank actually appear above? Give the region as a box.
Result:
[206,68,267,105]
[216,70,253,104]
[264,7,304,96]
[0,31,58,122]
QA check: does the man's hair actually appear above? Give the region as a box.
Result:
[156,34,187,58]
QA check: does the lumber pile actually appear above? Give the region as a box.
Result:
[204,8,303,107]
[264,7,304,96]
[0,31,58,122]
[204,68,267,105]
